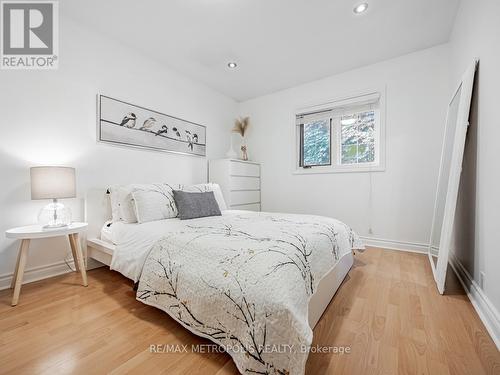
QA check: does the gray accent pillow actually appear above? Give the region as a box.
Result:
[173,190,222,220]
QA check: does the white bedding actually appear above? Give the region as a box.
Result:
[100,221,115,245]
[109,218,182,281]
[110,210,363,375]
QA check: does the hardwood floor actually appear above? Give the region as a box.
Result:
[0,247,498,374]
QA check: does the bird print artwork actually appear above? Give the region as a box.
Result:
[119,113,137,128]
[172,127,181,138]
[156,125,168,136]
[141,117,157,131]
[100,96,206,157]
[185,130,193,150]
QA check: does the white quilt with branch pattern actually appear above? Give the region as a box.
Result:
[136,211,363,375]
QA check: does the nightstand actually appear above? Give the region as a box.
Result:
[5,222,88,306]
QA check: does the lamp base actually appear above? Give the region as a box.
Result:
[38,200,72,228]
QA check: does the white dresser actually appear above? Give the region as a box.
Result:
[209,159,261,211]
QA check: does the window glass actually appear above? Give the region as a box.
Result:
[301,119,331,167]
[340,110,375,164]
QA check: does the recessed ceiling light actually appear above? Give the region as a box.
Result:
[227,62,237,69]
[353,3,368,14]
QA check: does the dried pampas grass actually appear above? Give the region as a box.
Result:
[232,117,250,137]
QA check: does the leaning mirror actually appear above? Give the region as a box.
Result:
[428,60,477,294]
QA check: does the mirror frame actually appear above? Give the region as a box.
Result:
[428,60,478,294]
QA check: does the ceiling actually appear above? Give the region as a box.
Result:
[63,0,460,101]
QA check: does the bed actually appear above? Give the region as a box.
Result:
[85,187,363,375]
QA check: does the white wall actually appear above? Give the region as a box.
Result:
[238,45,451,249]
[449,0,500,329]
[0,14,237,286]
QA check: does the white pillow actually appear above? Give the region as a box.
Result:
[181,183,227,211]
[109,183,180,223]
[132,187,178,223]
[109,185,137,223]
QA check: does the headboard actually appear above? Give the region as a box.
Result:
[85,188,112,240]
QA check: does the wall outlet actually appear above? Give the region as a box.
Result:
[480,271,485,289]
[368,227,373,235]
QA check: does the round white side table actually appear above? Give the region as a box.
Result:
[5,222,88,306]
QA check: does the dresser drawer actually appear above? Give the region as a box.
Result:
[230,176,260,191]
[230,161,260,177]
[230,203,261,211]
[230,190,260,206]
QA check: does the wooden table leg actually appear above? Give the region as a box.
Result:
[68,234,79,272]
[69,233,87,287]
[11,239,30,306]
[10,245,23,289]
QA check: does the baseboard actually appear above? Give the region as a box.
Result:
[0,259,76,291]
[449,253,500,350]
[360,236,428,253]
[0,257,105,291]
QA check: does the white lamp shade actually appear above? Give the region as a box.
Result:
[30,166,76,200]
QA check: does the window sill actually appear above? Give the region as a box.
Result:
[292,165,385,175]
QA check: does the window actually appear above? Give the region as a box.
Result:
[296,92,384,173]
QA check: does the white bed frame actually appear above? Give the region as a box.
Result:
[85,188,353,329]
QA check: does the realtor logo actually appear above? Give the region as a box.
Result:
[1,1,58,69]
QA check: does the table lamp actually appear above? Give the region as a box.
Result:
[30,166,76,228]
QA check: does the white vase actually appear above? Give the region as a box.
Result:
[225,133,238,159]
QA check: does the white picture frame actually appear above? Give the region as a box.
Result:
[97,94,207,157]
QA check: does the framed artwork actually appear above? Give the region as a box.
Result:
[97,94,206,157]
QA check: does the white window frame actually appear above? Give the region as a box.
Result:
[293,88,386,174]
